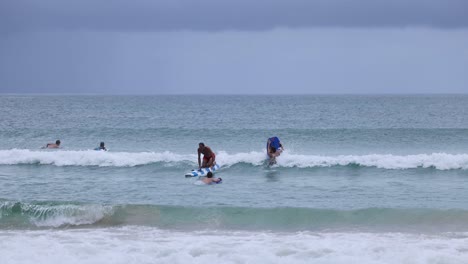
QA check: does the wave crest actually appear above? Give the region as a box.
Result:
[0,149,467,170]
[2,200,468,232]
[0,200,113,227]
[0,149,193,167]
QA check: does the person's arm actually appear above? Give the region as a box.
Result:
[267,141,273,157]
[198,149,201,168]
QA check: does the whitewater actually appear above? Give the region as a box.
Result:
[1,149,468,170]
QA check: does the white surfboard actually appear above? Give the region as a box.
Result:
[185,164,221,177]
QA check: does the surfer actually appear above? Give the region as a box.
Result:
[267,137,283,164]
[198,142,216,169]
[44,140,61,149]
[201,172,222,184]
[95,142,107,151]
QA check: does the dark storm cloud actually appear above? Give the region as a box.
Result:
[1,0,467,33]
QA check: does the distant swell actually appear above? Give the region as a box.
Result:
[1,149,468,170]
[2,199,468,232]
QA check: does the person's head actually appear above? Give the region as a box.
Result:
[56,140,61,145]
[270,146,276,153]
[207,171,213,178]
[199,142,205,149]
[100,142,105,147]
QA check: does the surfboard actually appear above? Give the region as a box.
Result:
[94,148,108,151]
[185,164,221,177]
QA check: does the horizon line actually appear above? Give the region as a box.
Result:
[1,92,468,96]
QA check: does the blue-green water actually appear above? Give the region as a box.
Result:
[1,95,468,263]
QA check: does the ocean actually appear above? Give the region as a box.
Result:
[1,94,468,263]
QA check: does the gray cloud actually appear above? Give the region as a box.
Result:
[1,0,468,33]
[1,29,467,94]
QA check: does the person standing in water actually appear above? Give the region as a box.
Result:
[267,136,283,164]
[198,142,216,169]
[267,136,283,158]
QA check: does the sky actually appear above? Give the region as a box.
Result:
[0,0,467,94]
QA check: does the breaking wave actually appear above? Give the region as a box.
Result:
[0,149,468,170]
[2,199,468,232]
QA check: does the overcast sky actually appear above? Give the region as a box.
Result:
[1,0,467,94]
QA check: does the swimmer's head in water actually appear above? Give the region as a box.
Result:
[207,171,213,178]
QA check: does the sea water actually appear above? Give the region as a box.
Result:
[1,95,468,263]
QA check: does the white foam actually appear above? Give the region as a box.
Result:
[274,152,468,170]
[1,149,468,170]
[1,227,468,264]
[205,151,468,170]
[0,149,194,167]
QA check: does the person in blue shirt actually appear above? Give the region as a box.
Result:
[266,136,283,164]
